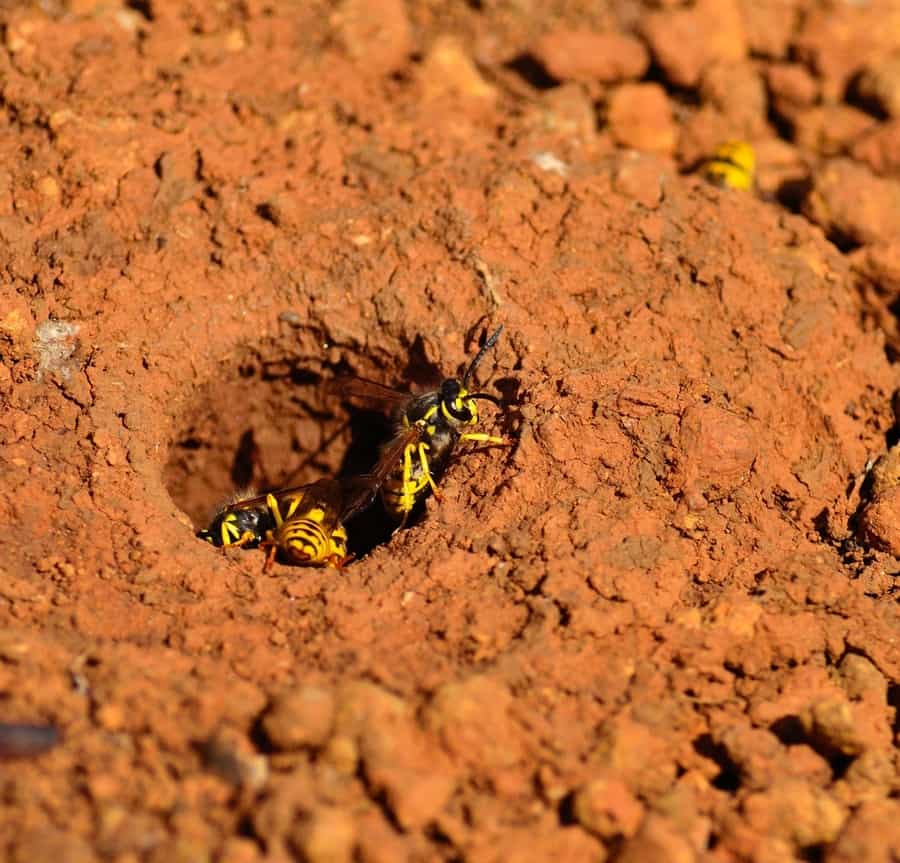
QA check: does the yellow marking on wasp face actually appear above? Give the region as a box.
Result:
[439,386,479,426]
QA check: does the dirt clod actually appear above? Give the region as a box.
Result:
[533,30,649,84]
[573,776,644,840]
[606,83,676,153]
[289,807,357,863]
[261,686,336,751]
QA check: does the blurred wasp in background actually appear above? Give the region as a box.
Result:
[329,325,512,525]
[702,140,756,192]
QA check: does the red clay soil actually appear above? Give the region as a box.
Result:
[2,1,900,861]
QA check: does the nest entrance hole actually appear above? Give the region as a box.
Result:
[163,334,417,560]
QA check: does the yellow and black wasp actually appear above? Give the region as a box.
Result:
[330,325,511,524]
[198,436,412,568]
[702,140,756,191]
[199,478,368,570]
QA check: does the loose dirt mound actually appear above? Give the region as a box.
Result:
[2,1,899,861]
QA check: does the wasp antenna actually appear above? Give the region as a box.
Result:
[468,392,503,406]
[463,325,504,385]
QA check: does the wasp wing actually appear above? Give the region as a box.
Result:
[220,482,315,514]
[296,478,347,532]
[339,423,423,522]
[326,376,413,412]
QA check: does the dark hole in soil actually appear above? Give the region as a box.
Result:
[164,337,404,564]
[165,326,514,565]
[556,791,577,826]
[769,715,806,745]
[888,682,900,737]
[800,844,826,863]
[504,53,559,91]
[844,70,888,121]
[770,715,855,780]
[692,733,741,792]
[775,176,813,213]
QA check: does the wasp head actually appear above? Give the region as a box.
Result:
[440,378,476,425]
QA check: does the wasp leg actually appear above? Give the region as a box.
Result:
[416,442,442,501]
[260,537,279,574]
[459,433,514,446]
[400,441,419,510]
[330,553,355,570]
[231,531,257,549]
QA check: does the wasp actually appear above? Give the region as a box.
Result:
[703,140,756,191]
[199,479,361,570]
[330,325,511,524]
[199,436,410,569]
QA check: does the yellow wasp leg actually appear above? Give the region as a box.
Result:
[222,530,256,552]
[230,531,257,548]
[416,441,442,499]
[459,432,513,445]
[402,441,415,504]
[219,519,254,549]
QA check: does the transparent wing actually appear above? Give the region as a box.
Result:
[325,376,413,412]
[221,483,313,514]
[299,478,346,532]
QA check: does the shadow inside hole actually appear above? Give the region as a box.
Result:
[336,407,401,560]
[504,53,560,91]
[768,715,806,745]
[165,354,361,530]
[889,683,900,737]
[231,429,263,490]
[692,733,741,792]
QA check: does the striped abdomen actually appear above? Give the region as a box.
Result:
[274,516,348,567]
[382,460,428,520]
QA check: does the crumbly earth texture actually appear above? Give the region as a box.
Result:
[2,1,900,861]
